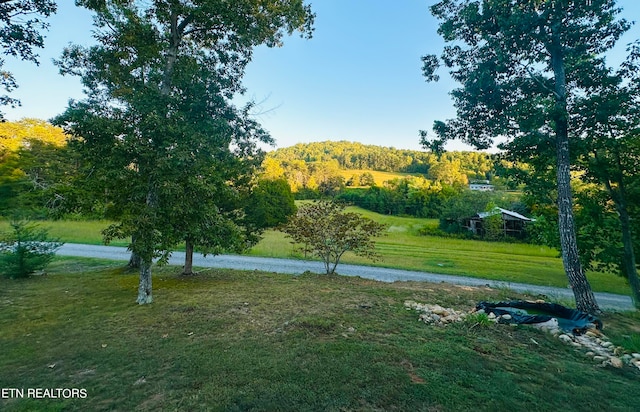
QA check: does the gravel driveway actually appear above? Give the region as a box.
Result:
[56,243,635,311]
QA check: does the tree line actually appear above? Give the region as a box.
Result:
[262,141,507,195]
[267,140,497,176]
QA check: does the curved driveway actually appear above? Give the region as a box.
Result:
[56,243,635,311]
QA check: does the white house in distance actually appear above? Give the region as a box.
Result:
[469,180,494,191]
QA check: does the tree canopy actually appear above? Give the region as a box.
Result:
[55,0,314,303]
[571,40,640,307]
[0,1,57,114]
[422,0,631,313]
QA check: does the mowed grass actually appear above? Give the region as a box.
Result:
[250,207,631,296]
[337,169,416,186]
[1,206,632,296]
[1,260,639,411]
[0,219,129,247]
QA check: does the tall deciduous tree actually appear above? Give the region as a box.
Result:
[422,0,630,314]
[572,42,640,307]
[54,0,314,303]
[0,1,57,114]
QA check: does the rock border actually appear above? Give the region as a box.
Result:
[404,300,640,372]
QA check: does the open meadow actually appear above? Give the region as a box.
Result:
[337,169,413,186]
[3,205,631,296]
[1,259,639,411]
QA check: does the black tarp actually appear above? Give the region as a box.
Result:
[476,300,602,334]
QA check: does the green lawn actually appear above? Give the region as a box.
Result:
[250,207,631,296]
[0,208,632,296]
[0,219,129,247]
[1,261,639,411]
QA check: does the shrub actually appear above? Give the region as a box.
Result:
[0,220,63,279]
[280,200,387,275]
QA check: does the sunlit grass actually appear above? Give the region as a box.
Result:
[337,169,416,186]
[251,206,630,295]
[0,262,639,411]
[0,219,129,247]
[1,206,632,296]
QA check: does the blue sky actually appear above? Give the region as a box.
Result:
[4,1,640,151]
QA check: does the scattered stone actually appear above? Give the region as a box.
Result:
[532,318,560,335]
[404,301,468,326]
[609,357,624,368]
[432,306,447,316]
[405,300,639,375]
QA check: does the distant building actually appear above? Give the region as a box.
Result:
[463,207,534,238]
[469,180,494,191]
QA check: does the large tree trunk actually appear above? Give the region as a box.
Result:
[618,207,640,308]
[136,259,153,304]
[127,235,141,268]
[555,138,599,313]
[549,27,600,314]
[128,251,141,268]
[183,238,194,275]
[603,169,640,308]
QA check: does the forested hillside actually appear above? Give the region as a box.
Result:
[263,141,501,195]
[266,140,496,176]
[0,119,81,217]
[258,140,520,222]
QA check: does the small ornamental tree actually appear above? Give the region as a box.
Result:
[281,200,386,275]
[0,220,62,279]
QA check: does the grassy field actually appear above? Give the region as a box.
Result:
[1,260,639,411]
[250,207,631,296]
[337,169,415,186]
[0,208,632,296]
